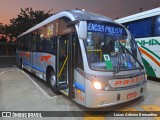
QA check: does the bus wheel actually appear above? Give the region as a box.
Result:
[49,70,59,94]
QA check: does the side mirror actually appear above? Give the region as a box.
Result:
[78,21,87,39]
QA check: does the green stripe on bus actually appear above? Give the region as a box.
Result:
[141,46,160,61]
[142,58,156,77]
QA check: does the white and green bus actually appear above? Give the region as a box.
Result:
[16,10,147,108]
[115,7,160,78]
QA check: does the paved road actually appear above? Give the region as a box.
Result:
[0,56,160,120]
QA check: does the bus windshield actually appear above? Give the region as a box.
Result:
[84,21,143,71]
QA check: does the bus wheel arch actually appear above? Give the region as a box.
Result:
[46,66,59,94]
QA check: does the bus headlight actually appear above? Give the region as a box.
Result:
[93,81,103,90]
[145,74,147,80]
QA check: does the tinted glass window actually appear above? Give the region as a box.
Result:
[37,36,56,54]
[22,36,27,51]
[153,15,160,36]
[125,18,152,38]
[75,39,84,70]
[36,34,43,52]
[43,38,53,53]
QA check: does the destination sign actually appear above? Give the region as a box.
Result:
[87,22,125,35]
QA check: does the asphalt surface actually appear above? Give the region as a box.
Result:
[0,56,160,120]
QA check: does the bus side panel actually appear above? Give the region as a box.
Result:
[34,52,56,81]
[74,70,86,106]
[155,51,160,78]
[141,57,156,77]
[136,37,160,78]
[28,51,32,72]
[19,51,32,72]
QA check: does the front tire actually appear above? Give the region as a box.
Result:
[49,70,59,94]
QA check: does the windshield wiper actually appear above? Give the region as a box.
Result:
[114,53,120,74]
[118,41,144,70]
[113,41,120,74]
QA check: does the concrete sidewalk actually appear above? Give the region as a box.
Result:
[0,67,81,120]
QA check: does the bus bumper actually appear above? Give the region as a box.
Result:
[85,80,147,108]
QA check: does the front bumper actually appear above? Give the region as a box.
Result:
[85,80,147,108]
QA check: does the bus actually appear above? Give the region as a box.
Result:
[16,10,147,108]
[115,7,160,79]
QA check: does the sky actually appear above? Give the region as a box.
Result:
[0,0,159,25]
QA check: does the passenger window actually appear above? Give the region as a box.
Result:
[36,27,56,54]
[153,15,160,36]
[36,34,43,52]
[125,18,152,38]
[43,39,53,53]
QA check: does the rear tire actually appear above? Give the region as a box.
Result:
[49,70,59,94]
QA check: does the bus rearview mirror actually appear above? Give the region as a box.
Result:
[78,21,87,39]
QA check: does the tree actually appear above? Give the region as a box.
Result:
[0,23,4,34]
[9,7,52,37]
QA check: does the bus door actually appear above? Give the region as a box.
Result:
[57,33,75,99]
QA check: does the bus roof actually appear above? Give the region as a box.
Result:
[18,10,113,38]
[115,7,160,23]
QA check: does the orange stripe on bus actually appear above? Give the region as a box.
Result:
[40,55,52,64]
[25,52,31,58]
[139,47,160,67]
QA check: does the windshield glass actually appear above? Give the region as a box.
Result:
[84,21,143,71]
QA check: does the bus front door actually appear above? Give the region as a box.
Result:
[57,33,75,98]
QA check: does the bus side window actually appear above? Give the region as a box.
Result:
[153,15,160,36]
[124,18,152,38]
[36,34,43,52]
[37,36,56,54]
[43,39,52,53]
[52,36,57,55]
[32,36,37,52]
[75,39,84,70]
[28,35,32,52]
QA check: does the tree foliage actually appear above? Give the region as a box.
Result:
[0,23,4,34]
[9,7,52,37]
[0,23,14,36]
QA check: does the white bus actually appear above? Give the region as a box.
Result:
[16,10,147,108]
[115,7,160,79]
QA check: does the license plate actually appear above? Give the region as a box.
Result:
[127,91,137,99]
